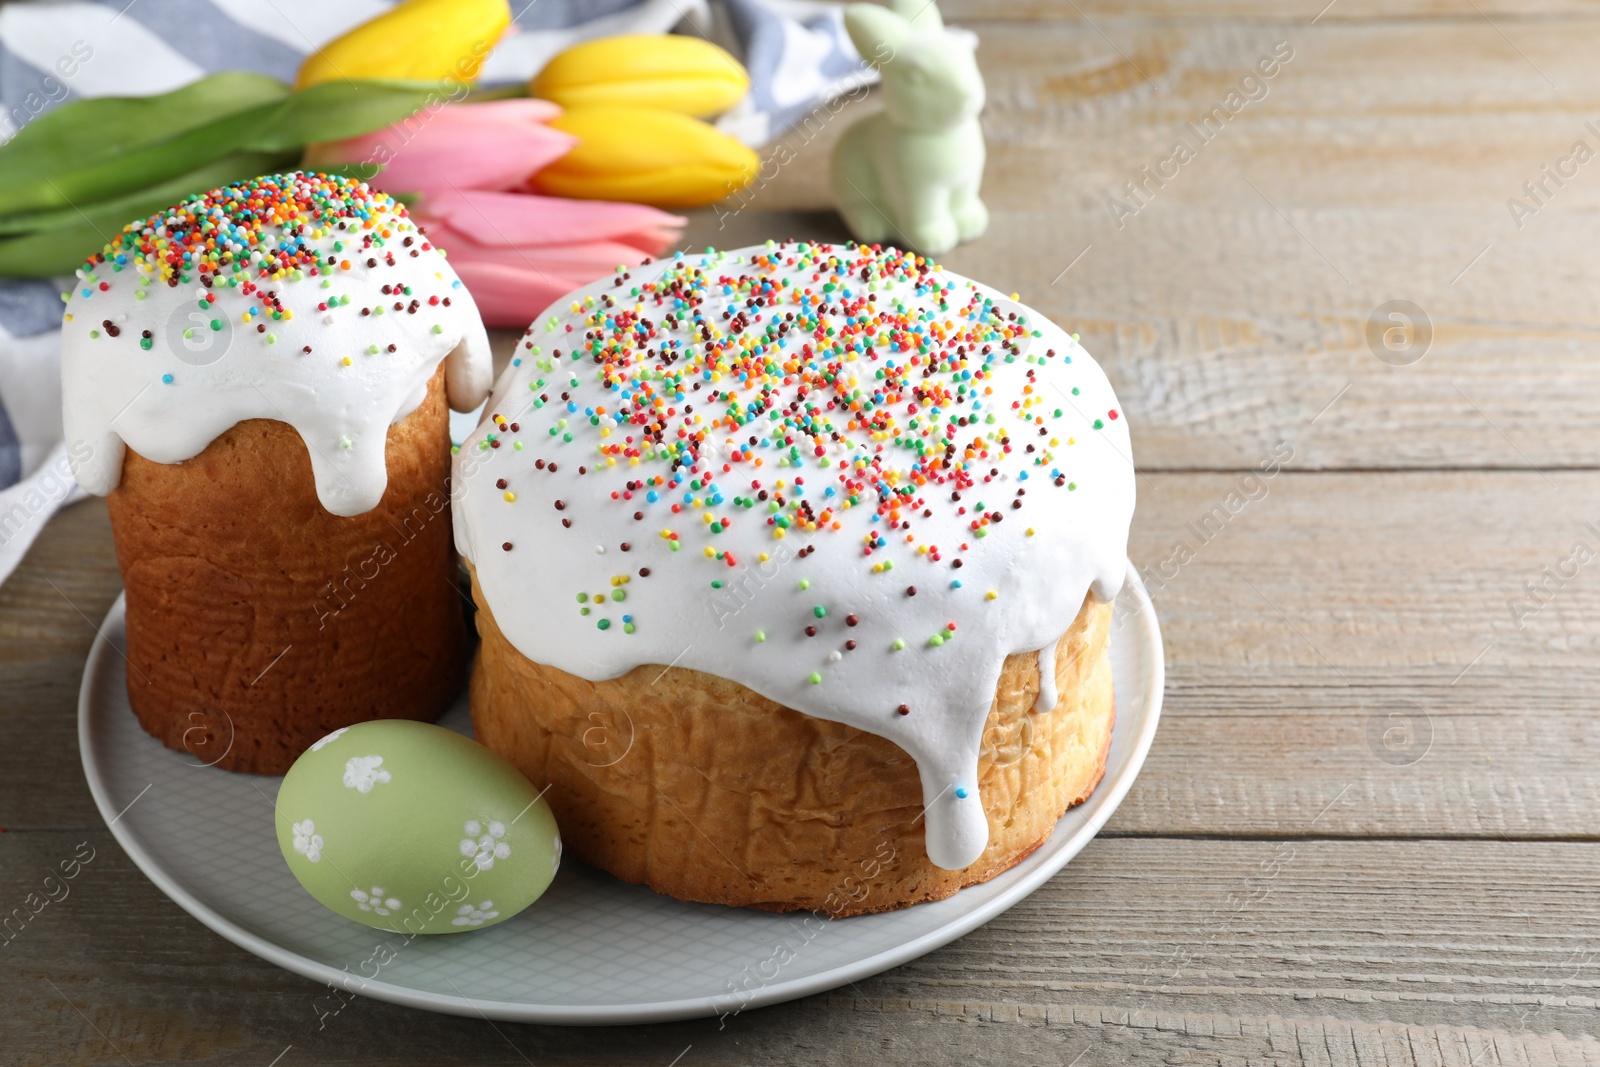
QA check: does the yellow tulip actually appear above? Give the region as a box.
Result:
[295,0,511,89]
[531,35,749,118]
[531,106,758,207]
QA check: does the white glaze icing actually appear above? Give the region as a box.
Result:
[1034,642,1058,714]
[453,242,1134,869]
[60,172,492,517]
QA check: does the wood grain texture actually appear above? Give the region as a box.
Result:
[5,2,1600,1063]
[1,833,1597,1065]
[945,1,1600,18]
[711,14,1600,470]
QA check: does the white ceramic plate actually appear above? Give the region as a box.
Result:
[79,562,1163,1025]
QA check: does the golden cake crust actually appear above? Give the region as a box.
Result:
[468,564,1113,915]
[108,367,466,774]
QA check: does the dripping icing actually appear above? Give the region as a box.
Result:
[453,243,1135,869]
[59,172,492,517]
[1034,641,1059,714]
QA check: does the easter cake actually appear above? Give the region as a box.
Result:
[454,244,1139,921]
[453,242,1134,914]
[61,172,492,774]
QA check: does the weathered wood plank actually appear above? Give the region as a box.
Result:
[696,18,1600,470]
[1132,470,1600,688]
[3,7,1598,1058]
[946,1,1600,21]
[1121,689,1600,839]
[2,833,1595,1065]
[1121,468,1600,837]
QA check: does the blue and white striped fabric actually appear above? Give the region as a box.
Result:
[720,0,878,144]
[0,0,872,584]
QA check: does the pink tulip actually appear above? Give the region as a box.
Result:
[415,189,685,327]
[306,99,577,194]
[312,100,689,326]
[443,261,581,328]
[421,189,682,252]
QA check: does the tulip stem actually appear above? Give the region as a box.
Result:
[462,84,529,103]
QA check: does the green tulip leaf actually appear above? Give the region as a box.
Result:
[0,149,300,277]
[0,148,300,238]
[0,76,444,219]
[247,79,454,152]
[0,75,448,273]
[0,73,290,215]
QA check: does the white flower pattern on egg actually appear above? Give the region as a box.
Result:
[451,901,499,927]
[350,886,401,916]
[458,818,510,871]
[292,819,323,863]
[343,754,391,793]
[309,727,349,752]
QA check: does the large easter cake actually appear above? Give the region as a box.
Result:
[454,241,1134,914]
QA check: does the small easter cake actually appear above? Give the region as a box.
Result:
[453,242,1134,914]
[60,172,492,774]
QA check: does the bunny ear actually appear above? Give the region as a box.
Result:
[890,0,945,31]
[844,3,910,66]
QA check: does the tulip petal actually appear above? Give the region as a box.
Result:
[532,36,748,118]
[425,214,679,326]
[305,99,576,194]
[296,0,510,89]
[531,105,758,207]
[378,128,576,194]
[610,229,684,256]
[441,98,563,126]
[420,189,684,251]
[450,259,586,328]
[436,232,660,276]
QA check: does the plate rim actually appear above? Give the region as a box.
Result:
[78,560,1164,1025]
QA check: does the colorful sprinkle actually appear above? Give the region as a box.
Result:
[463,241,1109,732]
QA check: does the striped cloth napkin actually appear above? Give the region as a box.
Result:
[0,0,872,585]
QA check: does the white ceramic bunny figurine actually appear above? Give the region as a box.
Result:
[831,0,988,256]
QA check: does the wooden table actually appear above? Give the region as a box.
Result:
[5,3,1599,1063]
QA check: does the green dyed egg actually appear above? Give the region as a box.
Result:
[275,720,560,934]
